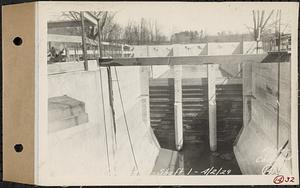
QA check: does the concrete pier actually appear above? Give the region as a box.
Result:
[174,65,183,151]
[207,64,218,152]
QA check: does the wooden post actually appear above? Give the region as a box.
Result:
[240,37,244,54]
[106,66,117,176]
[64,43,70,62]
[74,45,78,61]
[97,19,103,59]
[103,45,106,58]
[278,10,281,52]
[207,64,217,152]
[80,12,88,70]
[96,17,117,175]
[93,46,96,59]
[174,65,183,151]
[121,44,124,57]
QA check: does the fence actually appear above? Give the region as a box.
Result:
[47,34,133,64]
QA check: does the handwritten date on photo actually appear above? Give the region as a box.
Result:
[156,167,231,175]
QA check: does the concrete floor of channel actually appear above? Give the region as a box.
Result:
[155,138,242,175]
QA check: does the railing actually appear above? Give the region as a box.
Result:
[262,34,291,53]
[47,34,133,64]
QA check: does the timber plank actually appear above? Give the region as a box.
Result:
[99,54,267,66]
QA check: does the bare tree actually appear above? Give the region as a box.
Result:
[251,10,274,42]
[243,10,275,53]
[61,11,119,42]
[248,9,290,52]
[122,18,167,45]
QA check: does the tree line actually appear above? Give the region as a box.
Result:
[48,11,169,45]
[49,11,285,45]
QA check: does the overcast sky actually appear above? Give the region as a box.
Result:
[47,2,294,38]
[111,2,293,37]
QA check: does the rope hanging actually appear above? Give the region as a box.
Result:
[114,67,140,175]
[107,66,117,140]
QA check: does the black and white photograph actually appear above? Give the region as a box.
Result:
[39,1,298,185]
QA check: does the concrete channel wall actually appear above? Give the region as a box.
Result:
[132,41,258,57]
[44,61,160,183]
[110,66,160,175]
[234,61,291,175]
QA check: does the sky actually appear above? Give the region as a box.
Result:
[111,2,293,37]
[47,2,295,38]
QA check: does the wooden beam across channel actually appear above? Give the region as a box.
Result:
[99,54,268,66]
